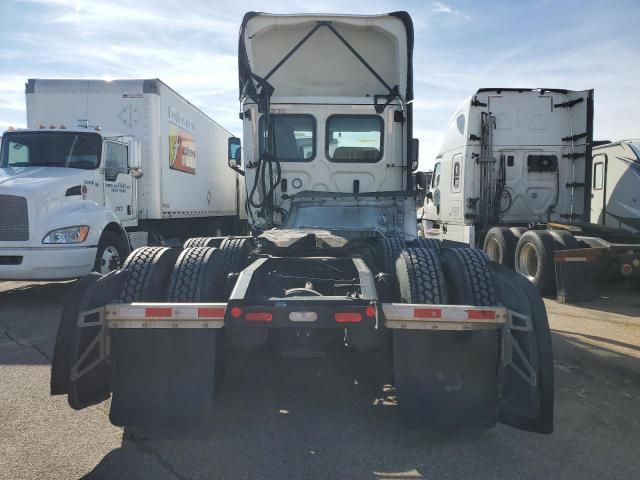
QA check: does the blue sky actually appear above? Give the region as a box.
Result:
[1,0,638,168]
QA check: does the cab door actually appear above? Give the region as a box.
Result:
[103,139,136,225]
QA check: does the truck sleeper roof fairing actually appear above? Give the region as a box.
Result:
[238,11,414,103]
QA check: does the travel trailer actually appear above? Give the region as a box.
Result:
[591,140,640,233]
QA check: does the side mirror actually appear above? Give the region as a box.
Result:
[130,167,144,179]
[410,138,419,171]
[426,191,433,200]
[228,137,241,167]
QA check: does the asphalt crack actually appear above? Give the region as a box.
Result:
[2,325,52,361]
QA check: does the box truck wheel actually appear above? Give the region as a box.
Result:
[515,230,557,295]
[394,247,499,428]
[483,227,518,269]
[93,231,129,274]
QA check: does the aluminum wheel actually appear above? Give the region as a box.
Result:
[485,237,501,262]
[519,242,539,281]
[99,245,121,274]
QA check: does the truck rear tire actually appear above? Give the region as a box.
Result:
[220,237,253,273]
[515,230,557,295]
[183,237,224,249]
[119,247,180,303]
[411,237,441,251]
[483,227,518,269]
[394,247,499,428]
[548,230,580,250]
[93,231,129,274]
[442,247,497,305]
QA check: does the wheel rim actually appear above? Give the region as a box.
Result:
[485,238,501,262]
[99,246,121,274]
[519,243,538,281]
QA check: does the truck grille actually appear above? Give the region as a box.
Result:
[0,195,29,241]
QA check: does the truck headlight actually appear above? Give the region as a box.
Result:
[42,226,90,244]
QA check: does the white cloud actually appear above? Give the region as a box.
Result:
[431,1,474,22]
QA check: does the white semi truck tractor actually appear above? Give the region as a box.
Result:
[421,89,640,293]
[50,12,554,434]
[0,79,242,280]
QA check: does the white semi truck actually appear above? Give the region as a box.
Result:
[51,12,554,434]
[421,89,640,293]
[0,79,242,280]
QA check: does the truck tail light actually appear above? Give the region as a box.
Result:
[245,312,273,322]
[335,312,362,323]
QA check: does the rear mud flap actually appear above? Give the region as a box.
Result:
[491,263,554,434]
[66,270,127,410]
[393,329,500,429]
[109,329,218,427]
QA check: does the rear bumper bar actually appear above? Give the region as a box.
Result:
[85,302,512,332]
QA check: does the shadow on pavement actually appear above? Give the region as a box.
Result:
[82,333,640,480]
[0,281,75,365]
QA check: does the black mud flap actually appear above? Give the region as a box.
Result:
[491,263,554,434]
[66,270,126,410]
[51,273,102,395]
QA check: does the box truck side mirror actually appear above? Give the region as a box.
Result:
[228,137,241,166]
[411,138,419,171]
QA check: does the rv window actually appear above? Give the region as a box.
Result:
[326,115,383,163]
[259,114,315,162]
[593,162,604,190]
[104,141,128,182]
[432,162,441,188]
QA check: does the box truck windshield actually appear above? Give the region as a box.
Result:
[1,131,102,169]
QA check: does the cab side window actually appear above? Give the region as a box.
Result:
[432,162,441,189]
[104,141,128,182]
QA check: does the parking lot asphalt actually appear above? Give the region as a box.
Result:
[1,280,639,480]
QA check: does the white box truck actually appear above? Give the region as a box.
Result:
[0,78,242,280]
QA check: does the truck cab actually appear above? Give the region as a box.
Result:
[230,12,417,228]
[0,127,138,279]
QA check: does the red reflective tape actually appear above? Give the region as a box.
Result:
[245,312,273,322]
[414,308,441,319]
[145,307,172,318]
[468,310,495,320]
[335,312,362,323]
[198,307,226,318]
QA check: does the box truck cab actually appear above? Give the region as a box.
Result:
[0,127,139,279]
